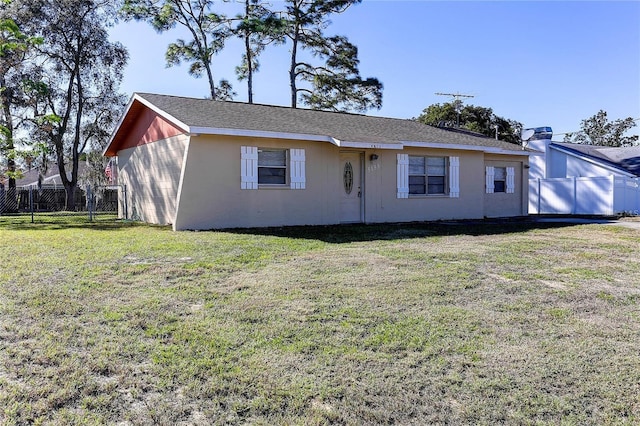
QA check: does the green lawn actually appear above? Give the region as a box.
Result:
[1,218,639,425]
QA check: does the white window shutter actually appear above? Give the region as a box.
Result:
[397,154,409,198]
[290,149,306,189]
[241,146,258,189]
[486,166,495,193]
[506,166,515,193]
[449,156,460,198]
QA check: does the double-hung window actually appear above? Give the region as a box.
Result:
[486,165,515,194]
[258,149,287,185]
[494,167,506,193]
[408,156,447,195]
[241,146,306,190]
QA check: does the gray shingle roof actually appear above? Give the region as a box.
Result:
[136,93,526,152]
[14,162,88,187]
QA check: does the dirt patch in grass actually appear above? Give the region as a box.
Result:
[1,221,639,424]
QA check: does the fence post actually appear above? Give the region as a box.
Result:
[572,177,577,215]
[87,185,93,222]
[537,178,541,214]
[123,184,128,220]
[30,187,34,223]
[610,175,615,216]
[637,178,640,215]
[620,177,625,214]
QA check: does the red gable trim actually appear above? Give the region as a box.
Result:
[104,97,187,157]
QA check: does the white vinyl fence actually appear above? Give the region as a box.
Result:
[529,176,640,216]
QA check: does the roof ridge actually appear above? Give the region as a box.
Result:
[135,92,384,119]
[116,92,527,153]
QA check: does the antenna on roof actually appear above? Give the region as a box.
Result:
[435,92,475,128]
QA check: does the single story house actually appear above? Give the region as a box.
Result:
[527,132,640,215]
[13,162,89,189]
[104,93,531,230]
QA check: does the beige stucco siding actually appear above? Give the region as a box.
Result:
[118,134,188,225]
[174,135,340,230]
[483,155,528,218]
[171,135,528,230]
[364,149,486,223]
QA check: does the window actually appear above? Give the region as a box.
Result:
[258,149,287,185]
[494,167,506,193]
[398,155,458,199]
[241,146,305,190]
[486,165,515,194]
[408,156,446,195]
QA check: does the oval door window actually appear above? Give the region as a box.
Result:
[344,162,353,194]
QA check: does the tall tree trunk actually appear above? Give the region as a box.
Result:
[289,33,298,108]
[245,0,253,103]
[205,62,216,99]
[1,96,16,211]
[4,126,15,190]
[0,75,16,190]
[64,56,84,211]
[64,181,76,212]
[54,50,77,211]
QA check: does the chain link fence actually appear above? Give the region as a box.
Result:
[0,184,127,223]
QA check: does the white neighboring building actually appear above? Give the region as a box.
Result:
[527,127,640,215]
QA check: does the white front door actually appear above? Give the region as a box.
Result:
[340,152,362,223]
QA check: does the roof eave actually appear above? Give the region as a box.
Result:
[188,129,530,154]
[103,93,190,157]
[339,140,402,149]
[189,126,341,146]
[103,94,137,157]
[402,141,531,156]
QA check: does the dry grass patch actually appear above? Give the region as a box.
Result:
[0,220,639,424]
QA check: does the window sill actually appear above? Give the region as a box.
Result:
[258,184,290,189]
[408,194,449,198]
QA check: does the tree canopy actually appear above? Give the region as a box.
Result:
[283,0,382,112]
[5,0,128,209]
[0,11,42,190]
[416,102,523,144]
[122,0,232,100]
[123,0,382,112]
[563,110,638,147]
[233,0,286,103]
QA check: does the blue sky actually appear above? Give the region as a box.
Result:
[109,1,640,139]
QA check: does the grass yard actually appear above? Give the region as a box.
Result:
[0,218,639,425]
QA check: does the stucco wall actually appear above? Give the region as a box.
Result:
[118,134,188,225]
[363,149,486,224]
[483,156,528,218]
[172,135,529,230]
[174,136,339,230]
